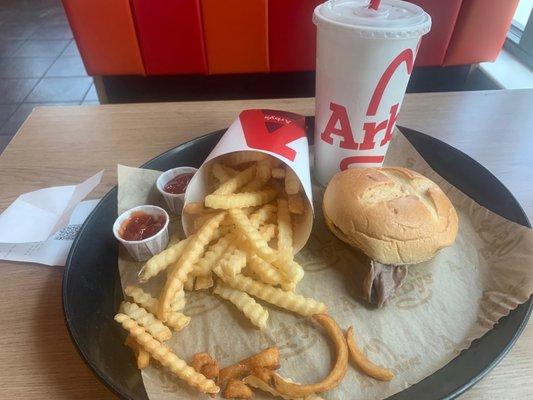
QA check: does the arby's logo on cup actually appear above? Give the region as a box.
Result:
[320,47,416,171]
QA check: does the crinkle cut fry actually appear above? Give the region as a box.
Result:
[120,301,172,342]
[214,272,326,317]
[124,286,190,331]
[230,208,277,262]
[138,236,192,282]
[114,314,219,394]
[158,212,226,321]
[214,282,269,329]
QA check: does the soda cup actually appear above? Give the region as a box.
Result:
[313,0,431,185]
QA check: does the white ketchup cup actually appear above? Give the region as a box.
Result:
[113,205,169,262]
[156,167,198,214]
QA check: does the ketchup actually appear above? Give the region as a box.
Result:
[120,211,166,241]
[163,173,194,194]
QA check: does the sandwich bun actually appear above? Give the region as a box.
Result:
[323,167,458,265]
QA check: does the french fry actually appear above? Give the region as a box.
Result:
[125,286,190,331]
[284,168,300,195]
[213,165,256,195]
[138,237,192,282]
[158,212,226,321]
[244,375,324,400]
[224,379,253,399]
[230,208,277,262]
[184,275,195,291]
[346,326,394,381]
[120,302,172,342]
[205,189,277,209]
[214,282,269,329]
[225,151,268,166]
[256,315,348,397]
[212,163,238,183]
[259,224,276,242]
[249,204,277,227]
[277,198,293,263]
[114,314,219,394]
[193,213,219,231]
[241,159,272,192]
[247,254,284,286]
[214,272,326,316]
[171,289,186,311]
[195,274,214,290]
[191,233,235,277]
[183,202,207,215]
[271,167,286,179]
[221,249,247,278]
[273,259,304,286]
[219,347,280,386]
[288,194,304,214]
[191,352,219,380]
[125,335,151,370]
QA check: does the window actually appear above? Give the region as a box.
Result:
[506,0,532,69]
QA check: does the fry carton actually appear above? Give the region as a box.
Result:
[182,109,313,251]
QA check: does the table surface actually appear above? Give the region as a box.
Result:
[0,89,531,399]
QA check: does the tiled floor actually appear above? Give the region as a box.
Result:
[0,0,98,154]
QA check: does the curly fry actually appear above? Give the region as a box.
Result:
[158,212,226,321]
[219,347,280,386]
[223,379,253,399]
[191,352,219,380]
[244,375,324,400]
[120,302,172,342]
[346,326,394,381]
[214,272,326,317]
[214,282,269,329]
[138,237,192,282]
[114,314,219,394]
[257,314,348,397]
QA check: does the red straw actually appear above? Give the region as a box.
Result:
[368,0,381,10]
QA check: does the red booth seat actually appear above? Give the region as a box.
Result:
[62,0,520,76]
[131,0,207,75]
[62,0,144,76]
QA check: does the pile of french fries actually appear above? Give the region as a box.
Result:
[113,151,394,398]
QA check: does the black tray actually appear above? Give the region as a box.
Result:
[63,122,532,400]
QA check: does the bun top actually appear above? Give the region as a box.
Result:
[322,167,458,265]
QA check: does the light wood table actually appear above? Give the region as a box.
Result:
[0,90,531,399]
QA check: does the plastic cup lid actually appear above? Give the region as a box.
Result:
[314,0,431,38]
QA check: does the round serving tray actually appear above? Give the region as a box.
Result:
[63,121,531,400]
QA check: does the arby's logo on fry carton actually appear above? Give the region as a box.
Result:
[239,110,306,162]
[319,48,416,171]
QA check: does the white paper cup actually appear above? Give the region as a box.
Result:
[156,167,198,214]
[313,0,431,185]
[113,205,169,262]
